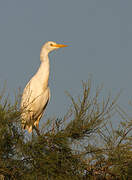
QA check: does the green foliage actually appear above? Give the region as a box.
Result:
[0,81,131,179]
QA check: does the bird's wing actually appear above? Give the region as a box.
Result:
[21,83,50,128]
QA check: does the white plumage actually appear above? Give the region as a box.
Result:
[20,41,68,133]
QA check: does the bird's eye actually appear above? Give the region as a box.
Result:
[50,43,53,46]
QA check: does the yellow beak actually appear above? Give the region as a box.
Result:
[52,43,68,48]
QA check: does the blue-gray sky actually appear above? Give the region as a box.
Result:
[0,0,132,122]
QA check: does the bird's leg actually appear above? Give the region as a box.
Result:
[34,118,39,129]
[33,125,40,136]
[33,114,42,135]
[34,114,42,128]
[31,117,40,137]
[33,115,42,136]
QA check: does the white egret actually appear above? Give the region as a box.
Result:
[20,41,68,133]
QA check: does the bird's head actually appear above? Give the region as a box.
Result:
[41,41,68,54]
[40,41,68,61]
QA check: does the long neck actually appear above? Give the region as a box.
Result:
[36,51,50,89]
